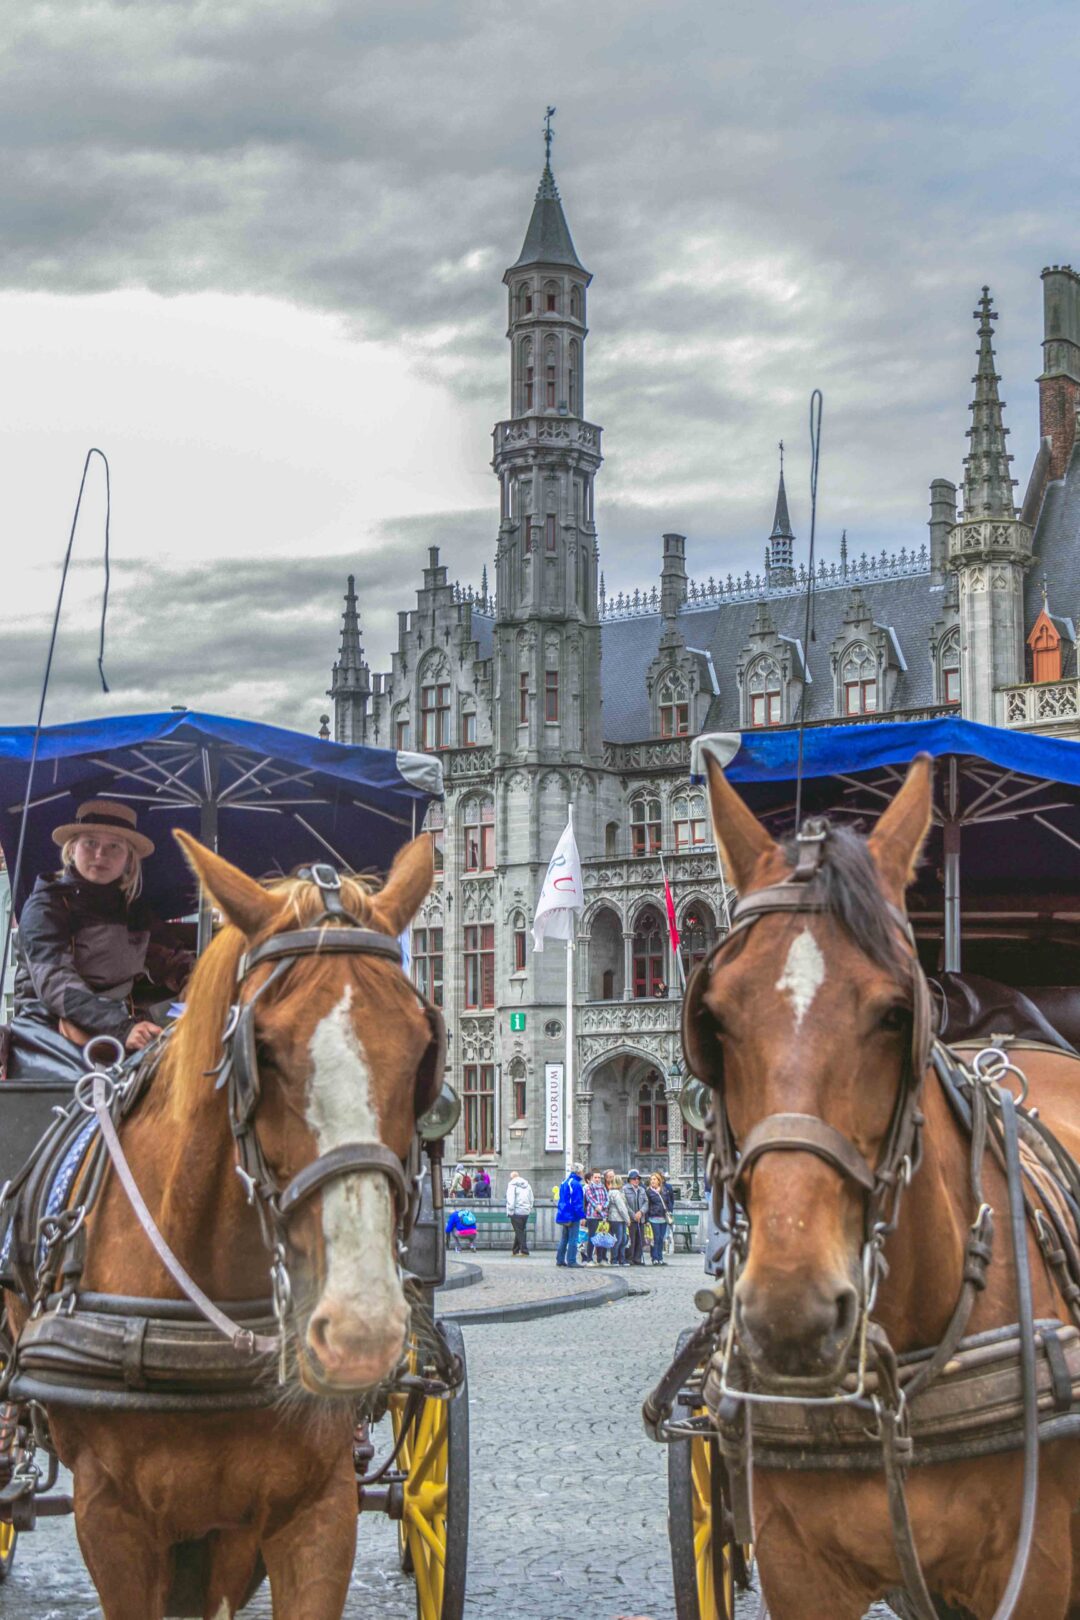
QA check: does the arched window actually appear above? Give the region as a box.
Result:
[747,656,782,727]
[419,675,450,750]
[510,909,527,974]
[393,705,410,751]
[841,644,877,715]
[521,339,534,411]
[423,801,445,876]
[568,339,579,416]
[672,792,707,852]
[637,1072,669,1153]
[543,280,559,314]
[940,628,961,704]
[632,906,666,998]
[680,902,716,975]
[630,796,662,858]
[570,285,583,321]
[605,821,618,857]
[589,905,623,1000]
[545,341,557,409]
[463,798,495,872]
[517,282,533,318]
[658,674,689,737]
[508,1057,527,1121]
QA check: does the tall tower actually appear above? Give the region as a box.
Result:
[947,288,1032,723]
[765,443,795,587]
[328,574,370,744]
[491,116,604,770]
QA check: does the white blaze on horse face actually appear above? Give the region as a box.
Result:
[306,988,403,1312]
[775,927,826,1031]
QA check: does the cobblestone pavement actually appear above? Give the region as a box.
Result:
[443,1250,624,1317]
[0,1257,893,1620]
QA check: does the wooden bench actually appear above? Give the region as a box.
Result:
[672,1212,700,1252]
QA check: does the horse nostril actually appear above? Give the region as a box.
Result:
[308,1311,331,1356]
[834,1286,858,1345]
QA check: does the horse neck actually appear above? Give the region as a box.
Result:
[872,1066,973,1353]
[92,1048,267,1301]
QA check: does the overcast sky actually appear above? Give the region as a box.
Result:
[2,0,1078,731]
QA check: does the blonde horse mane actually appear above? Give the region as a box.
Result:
[159,871,383,1122]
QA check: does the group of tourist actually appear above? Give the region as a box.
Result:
[555,1163,674,1267]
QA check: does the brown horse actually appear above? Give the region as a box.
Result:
[6,830,438,1620]
[689,755,1080,1619]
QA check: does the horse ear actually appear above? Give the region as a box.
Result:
[173,829,281,939]
[372,834,435,938]
[867,754,934,899]
[704,755,776,892]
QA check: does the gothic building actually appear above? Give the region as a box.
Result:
[328,151,1080,1189]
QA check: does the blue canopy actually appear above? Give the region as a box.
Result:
[692,717,1080,973]
[0,710,442,917]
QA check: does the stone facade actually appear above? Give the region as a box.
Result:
[328,154,1080,1190]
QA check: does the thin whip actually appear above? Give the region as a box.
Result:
[0,449,112,995]
[794,391,823,831]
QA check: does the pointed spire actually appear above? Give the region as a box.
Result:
[840,528,849,577]
[962,286,1017,520]
[509,109,585,272]
[765,441,795,585]
[480,563,489,606]
[338,574,363,670]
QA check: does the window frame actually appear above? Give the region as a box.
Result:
[412,925,444,1007]
[672,793,707,852]
[419,681,451,750]
[544,669,559,723]
[463,922,495,1009]
[632,908,666,998]
[630,797,662,858]
[462,1062,496,1154]
[463,800,495,874]
[519,672,529,725]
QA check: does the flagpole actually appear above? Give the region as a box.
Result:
[565,803,575,1178]
[660,847,687,993]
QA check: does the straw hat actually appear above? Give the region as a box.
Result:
[52,799,155,859]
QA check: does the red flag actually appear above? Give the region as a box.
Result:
[663,873,680,954]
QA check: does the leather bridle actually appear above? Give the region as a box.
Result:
[210,864,446,1335]
[682,819,935,1341]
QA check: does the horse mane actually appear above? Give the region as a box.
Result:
[779,821,908,978]
[157,871,383,1121]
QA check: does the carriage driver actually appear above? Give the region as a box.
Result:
[10,799,194,1078]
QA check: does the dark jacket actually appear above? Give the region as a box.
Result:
[13,871,193,1041]
[645,1187,669,1221]
[661,1181,675,1215]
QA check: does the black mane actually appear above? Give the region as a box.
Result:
[780,821,906,977]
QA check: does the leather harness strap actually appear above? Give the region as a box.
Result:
[736,1113,877,1194]
[277,1142,411,1221]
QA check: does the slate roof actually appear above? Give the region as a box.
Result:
[469,569,945,744]
[509,163,586,273]
[1025,441,1080,638]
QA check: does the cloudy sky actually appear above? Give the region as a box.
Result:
[3,0,1078,731]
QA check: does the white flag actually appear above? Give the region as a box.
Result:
[532,816,585,952]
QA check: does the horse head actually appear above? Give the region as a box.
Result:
[684,755,933,1391]
[174,831,439,1396]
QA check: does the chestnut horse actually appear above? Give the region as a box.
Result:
[5,830,438,1620]
[688,755,1080,1619]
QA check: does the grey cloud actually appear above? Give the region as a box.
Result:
[1,0,1076,659]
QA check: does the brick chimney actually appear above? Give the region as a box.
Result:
[1039,265,1080,480]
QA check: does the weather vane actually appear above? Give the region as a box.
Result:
[544,106,556,164]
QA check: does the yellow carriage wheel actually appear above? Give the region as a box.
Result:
[668,1423,736,1619]
[389,1319,469,1620]
[0,1514,15,1582]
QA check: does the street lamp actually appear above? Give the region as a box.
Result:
[677,1067,710,1203]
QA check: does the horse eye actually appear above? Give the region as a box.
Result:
[879,1005,910,1034]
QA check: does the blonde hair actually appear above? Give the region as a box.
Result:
[61,836,143,901]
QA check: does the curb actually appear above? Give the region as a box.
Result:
[438,1269,630,1325]
[439,1260,484,1294]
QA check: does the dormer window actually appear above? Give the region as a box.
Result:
[842,644,877,715]
[658,673,689,736]
[747,656,782,727]
[939,627,961,704]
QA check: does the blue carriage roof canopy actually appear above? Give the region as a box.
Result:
[691,716,1080,898]
[691,716,1080,787]
[0,709,443,916]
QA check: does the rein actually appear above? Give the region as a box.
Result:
[674,822,1062,1619]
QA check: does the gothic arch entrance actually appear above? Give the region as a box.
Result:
[584,1049,676,1179]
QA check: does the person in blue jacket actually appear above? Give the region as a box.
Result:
[555,1162,586,1267]
[445,1208,478,1252]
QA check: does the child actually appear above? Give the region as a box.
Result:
[445,1208,478,1252]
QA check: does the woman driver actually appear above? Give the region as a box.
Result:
[11,799,194,1069]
